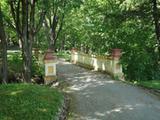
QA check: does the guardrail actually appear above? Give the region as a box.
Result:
[71,51,124,80]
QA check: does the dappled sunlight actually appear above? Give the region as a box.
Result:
[152,81,160,86]
[65,74,116,93]
[153,82,160,85]
[105,105,133,114]
[95,112,105,117]
[92,103,147,119]
[38,108,48,112]
[106,107,123,114]
[57,61,117,95]
[10,90,23,96]
[69,84,90,91]
[68,75,115,90]
[57,60,160,120]
[80,116,101,120]
[58,61,71,65]
[69,102,156,120]
[73,76,89,79]
[69,112,102,120]
[93,104,135,118]
[96,104,145,116]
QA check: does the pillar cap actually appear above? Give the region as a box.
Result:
[111,48,122,58]
[71,48,78,52]
[44,49,56,61]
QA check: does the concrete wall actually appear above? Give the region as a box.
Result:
[71,52,124,80]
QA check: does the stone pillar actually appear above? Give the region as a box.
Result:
[44,49,57,84]
[71,48,78,64]
[93,56,98,71]
[111,49,124,80]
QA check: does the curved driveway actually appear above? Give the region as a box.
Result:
[57,60,160,120]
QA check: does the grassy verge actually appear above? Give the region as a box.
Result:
[0,84,63,120]
[133,80,160,90]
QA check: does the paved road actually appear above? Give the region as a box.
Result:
[57,60,160,120]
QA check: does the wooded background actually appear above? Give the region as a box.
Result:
[0,0,160,83]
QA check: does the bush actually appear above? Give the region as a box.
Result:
[121,47,160,81]
[32,56,44,76]
[7,52,44,83]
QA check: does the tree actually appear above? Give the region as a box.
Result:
[62,0,160,80]
[8,0,45,82]
[0,3,7,84]
[151,0,160,60]
[43,0,66,51]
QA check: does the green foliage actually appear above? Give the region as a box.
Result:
[134,80,160,89]
[8,52,44,77]
[1,0,160,81]
[32,56,44,76]
[0,84,63,120]
[56,51,71,61]
[8,51,23,73]
[34,29,49,51]
[61,0,160,81]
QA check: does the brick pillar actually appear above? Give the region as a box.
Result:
[44,49,57,84]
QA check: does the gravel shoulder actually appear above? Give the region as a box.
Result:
[57,60,160,120]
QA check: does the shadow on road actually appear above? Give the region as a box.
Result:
[57,60,160,120]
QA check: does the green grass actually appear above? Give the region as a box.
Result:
[0,84,64,120]
[133,80,160,89]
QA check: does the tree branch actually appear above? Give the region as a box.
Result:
[34,10,46,35]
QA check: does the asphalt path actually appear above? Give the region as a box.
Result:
[57,60,160,120]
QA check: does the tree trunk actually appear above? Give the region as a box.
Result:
[49,15,58,50]
[22,48,31,83]
[0,5,8,84]
[152,0,160,57]
[21,0,31,82]
[9,0,44,83]
[49,29,56,50]
[45,0,66,51]
[60,35,66,51]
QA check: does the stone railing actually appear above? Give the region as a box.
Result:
[71,50,124,80]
